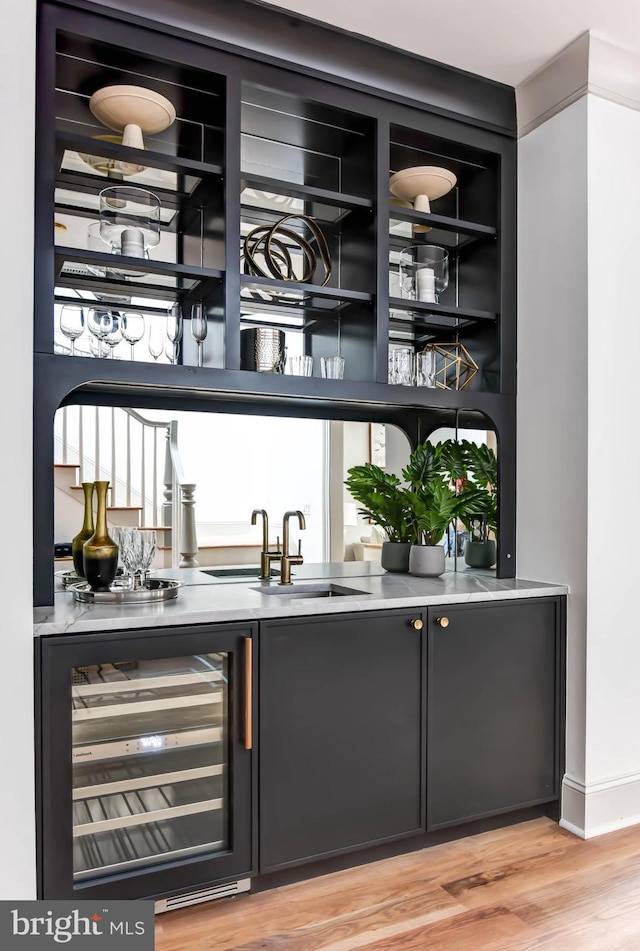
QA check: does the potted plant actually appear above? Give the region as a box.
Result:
[455,440,498,569]
[344,463,413,572]
[402,441,457,577]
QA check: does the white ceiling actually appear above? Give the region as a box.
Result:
[261,0,640,86]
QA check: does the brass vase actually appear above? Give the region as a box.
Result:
[82,480,118,591]
[71,482,95,577]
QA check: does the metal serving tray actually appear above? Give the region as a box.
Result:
[71,579,182,604]
[57,568,125,588]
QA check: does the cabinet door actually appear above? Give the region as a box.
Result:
[38,624,255,900]
[427,598,563,830]
[260,610,425,872]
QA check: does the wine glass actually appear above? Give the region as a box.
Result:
[88,335,104,358]
[131,529,157,587]
[87,308,113,359]
[121,312,145,360]
[118,528,141,588]
[59,305,85,356]
[164,338,176,363]
[111,527,134,589]
[102,311,123,358]
[190,301,207,367]
[166,303,183,364]
[148,321,164,361]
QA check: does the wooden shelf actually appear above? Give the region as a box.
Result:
[389,297,496,323]
[241,274,370,301]
[241,173,373,211]
[389,207,496,239]
[54,248,223,302]
[389,315,476,342]
[240,275,372,317]
[56,131,224,179]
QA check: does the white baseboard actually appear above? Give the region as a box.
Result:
[562,771,640,838]
[559,817,586,839]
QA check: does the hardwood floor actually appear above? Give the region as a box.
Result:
[154,818,640,950]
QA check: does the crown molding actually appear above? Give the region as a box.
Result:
[517,33,589,137]
[589,35,640,111]
[517,32,640,137]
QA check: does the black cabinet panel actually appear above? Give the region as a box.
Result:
[260,610,425,871]
[427,599,561,829]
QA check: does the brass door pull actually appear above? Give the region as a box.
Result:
[435,617,450,628]
[244,637,253,750]
[411,619,423,630]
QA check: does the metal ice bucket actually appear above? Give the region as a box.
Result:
[240,328,285,373]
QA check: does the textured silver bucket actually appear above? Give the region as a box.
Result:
[240,328,285,373]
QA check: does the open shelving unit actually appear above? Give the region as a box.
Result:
[33,0,517,604]
[386,122,502,390]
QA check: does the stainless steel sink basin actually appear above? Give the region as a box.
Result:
[251,583,367,599]
[202,567,280,578]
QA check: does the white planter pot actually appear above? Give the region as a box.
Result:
[409,544,445,577]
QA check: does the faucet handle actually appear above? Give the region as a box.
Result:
[297,539,302,557]
[276,535,281,553]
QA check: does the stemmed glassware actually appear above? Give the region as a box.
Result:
[164,338,176,363]
[87,308,113,359]
[121,312,145,360]
[148,321,164,361]
[190,301,207,367]
[111,528,133,589]
[115,527,156,588]
[166,303,183,364]
[59,305,85,356]
[102,311,123,358]
[133,529,157,586]
[116,528,137,588]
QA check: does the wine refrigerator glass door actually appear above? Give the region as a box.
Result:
[38,626,254,900]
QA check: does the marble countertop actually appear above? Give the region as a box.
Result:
[34,563,568,637]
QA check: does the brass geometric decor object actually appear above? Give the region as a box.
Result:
[423,342,478,390]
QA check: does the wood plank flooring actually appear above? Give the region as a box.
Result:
[154,818,640,950]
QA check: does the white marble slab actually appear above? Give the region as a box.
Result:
[34,565,568,637]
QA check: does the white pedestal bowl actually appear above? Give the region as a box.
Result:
[90,85,176,151]
[389,165,457,233]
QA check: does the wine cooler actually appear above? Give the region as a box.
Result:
[37,624,254,901]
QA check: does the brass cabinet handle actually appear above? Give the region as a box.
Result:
[244,637,253,750]
[411,619,423,630]
[435,617,450,628]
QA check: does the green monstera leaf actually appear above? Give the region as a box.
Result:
[344,463,413,543]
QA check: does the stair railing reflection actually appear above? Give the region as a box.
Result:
[57,405,198,568]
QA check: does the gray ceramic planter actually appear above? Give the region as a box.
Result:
[464,539,497,569]
[408,544,445,577]
[380,542,411,573]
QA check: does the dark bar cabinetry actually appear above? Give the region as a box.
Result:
[426,599,565,829]
[36,597,566,900]
[259,610,425,872]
